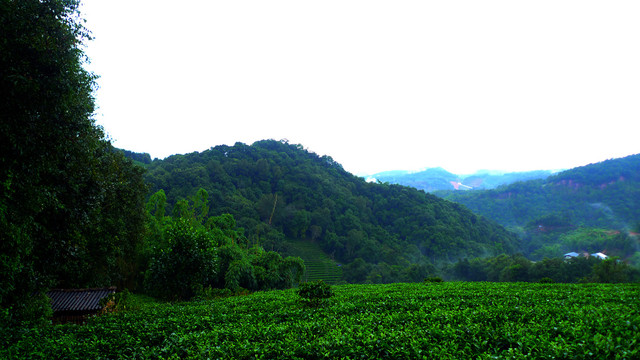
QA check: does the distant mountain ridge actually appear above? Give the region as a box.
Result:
[367,168,556,192]
[437,153,640,231]
[365,154,640,263]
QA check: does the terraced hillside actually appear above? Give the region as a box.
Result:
[286,240,343,284]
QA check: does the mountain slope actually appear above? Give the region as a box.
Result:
[439,154,640,231]
[140,140,519,272]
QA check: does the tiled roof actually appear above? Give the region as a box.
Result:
[47,287,116,312]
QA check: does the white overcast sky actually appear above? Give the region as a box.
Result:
[79,1,640,175]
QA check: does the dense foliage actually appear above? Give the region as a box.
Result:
[139,140,519,281]
[3,282,639,359]
[451,254,640,283]
[117,148,153,165]
[0,0,147,325]
[527,227,638,261]
[143,189,305,300]
[144,218,218,301]
[297,280,334,307]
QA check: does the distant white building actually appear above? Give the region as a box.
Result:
[591,252,608,260]
[564,252,580,260]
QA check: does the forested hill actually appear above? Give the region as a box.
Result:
[139,140,518,272]
[439,153,640,231]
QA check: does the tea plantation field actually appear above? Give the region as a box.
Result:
[3,282,639,359]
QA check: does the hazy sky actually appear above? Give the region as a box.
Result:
[79,1,639,175]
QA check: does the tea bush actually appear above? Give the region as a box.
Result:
[297,280,334,307]
[2,283,639,359]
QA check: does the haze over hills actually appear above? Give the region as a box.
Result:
[438,153,640,231]
[366,168,558,192]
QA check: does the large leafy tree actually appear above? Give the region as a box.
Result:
[143,189,305,300]
[0,0,147,324]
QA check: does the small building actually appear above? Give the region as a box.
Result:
[563,252,580,260]
[47,287,116,324]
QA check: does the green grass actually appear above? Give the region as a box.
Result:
[3,282,640,359]
[286,240,343,284]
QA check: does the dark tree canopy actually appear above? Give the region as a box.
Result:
[1,0,147,324]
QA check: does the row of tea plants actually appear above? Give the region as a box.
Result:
[2,282,639,359]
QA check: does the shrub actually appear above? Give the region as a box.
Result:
[194,287,233,301]
[297,280,334,307]
[9,293,53,327]
[423,276,443,283]
[99,289,141,314]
